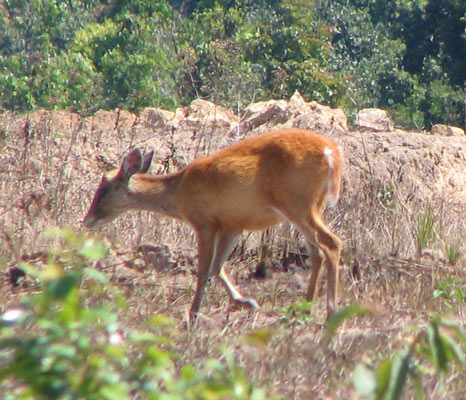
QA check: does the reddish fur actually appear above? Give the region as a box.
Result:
[84,128,343,322]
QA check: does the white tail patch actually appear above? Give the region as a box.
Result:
[323,147,339,208]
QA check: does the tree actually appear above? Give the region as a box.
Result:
[315,0,466,129]
[177,0,345,109]
[0,0,104,111]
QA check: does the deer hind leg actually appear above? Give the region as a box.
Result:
[307,211,342,315]
[307,242,325,302]
[286,209,342,315]
[212,230,259,309]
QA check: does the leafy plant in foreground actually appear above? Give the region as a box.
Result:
[328,307,465,399]
[0,228,275,400]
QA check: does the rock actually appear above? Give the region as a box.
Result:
[187,99,238,129]
[116,109,138,130]
[237,93,348,133]
[159,99,240,134]
[140,107,177,129]
[241,99,292,130]
[356,108,393,132]
[292,101,348,132]
[431,124,465,137]
[86,109,118,132]
[289,91,309,114]
[188,99,237,120]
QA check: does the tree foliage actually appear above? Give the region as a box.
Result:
[315,0,466,129]
[0,0,464,129]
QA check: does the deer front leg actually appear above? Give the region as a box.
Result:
[212,231,259,310]
[190,228,216,323]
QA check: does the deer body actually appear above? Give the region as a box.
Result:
[84,129,343,321]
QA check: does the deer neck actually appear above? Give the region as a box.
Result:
[128,171,183,219]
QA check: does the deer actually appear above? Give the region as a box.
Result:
[83,128,343,323]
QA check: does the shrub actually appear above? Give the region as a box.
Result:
[0,228,276,400]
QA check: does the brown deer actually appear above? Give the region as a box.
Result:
[83,129,343,322]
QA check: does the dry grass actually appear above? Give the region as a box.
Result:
[1,109,465,399]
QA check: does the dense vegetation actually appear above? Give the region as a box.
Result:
[0,0,465,130]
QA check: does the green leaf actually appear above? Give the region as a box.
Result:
[145,345,173,366]
[49,343,77,359]
[375,359,392,399]
[78,239,108,260]
[83,267,109,284]
[46,274,80,300]
[427,321,448,372]
[386,350,411,400]
[38,262,65,282]
[326,305,373,336]
[99,382,130,400]
[409,369,425,400]
[250,387,270,400]
[44,226,74,241]
[440,320,466,346]
[130,331,166,344]
[437,329,464,367]
[180,364,198,381]
[105,344,127,360]
[18,261,39,278]
[147,314,172,327]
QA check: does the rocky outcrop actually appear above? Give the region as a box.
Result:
[430,123,465,137]
[238,92,348,133]
[356,108,394,132]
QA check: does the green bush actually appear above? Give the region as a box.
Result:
[0,228,275,400]
[326,305,466,400]
[351,317,466,400]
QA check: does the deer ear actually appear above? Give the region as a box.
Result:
[119,149,143,179]
[140,150,154,174]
